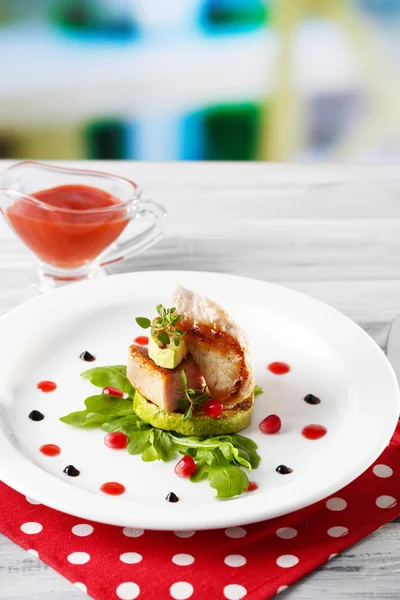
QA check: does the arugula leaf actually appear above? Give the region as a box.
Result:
[254,385,263,397]
[60,394,133,428]
[81,365,135,397]
[60,363,261,498]
[127,430,152,455]
[189,449,249,497]
[208,466,249,498]
[152,430,174,461]
[231,434,261,469]
[58,410,95,428]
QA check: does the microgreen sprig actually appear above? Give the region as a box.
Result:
[178,370,210,421]
[135,304,186,347]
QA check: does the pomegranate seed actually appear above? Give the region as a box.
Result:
[174,455,196,478]
[104,432,128,450]
[102,386,124,397]
[259,414,281,434]
[246,481,259,492]
[203,399,223,419]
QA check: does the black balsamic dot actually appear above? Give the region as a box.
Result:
[166,492,179,503]
[28,410,44,422]
[276,464,293,475]
[63,465,80,477]
[80,351,96,362]
[304,394,321,405]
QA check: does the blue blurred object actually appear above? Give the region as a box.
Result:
[181,113,205,160]
[361,0,400,17]
[135,113,182,161]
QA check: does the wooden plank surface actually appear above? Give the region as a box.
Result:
[0,161,399,599]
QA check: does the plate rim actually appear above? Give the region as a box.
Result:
[0,270,399,530]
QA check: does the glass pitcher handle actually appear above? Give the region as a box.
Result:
[98,198,168,267]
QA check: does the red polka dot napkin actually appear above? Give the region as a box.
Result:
[1,423,400,600]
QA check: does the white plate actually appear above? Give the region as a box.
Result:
[0,271,398,530]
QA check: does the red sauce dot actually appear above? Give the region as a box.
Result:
[134,336,149,346]
[302,424,327,440]
[37,380,57,392]
[100,482,126,495]
[40,444,61,456]
[267,362,290,375]
[246,481,259,492]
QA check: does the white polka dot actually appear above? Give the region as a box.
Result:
[327,526,348,538]
[376,495,397,509]
[276,554,299,568]
[276,527,298,539]
[74,582,87,594]
[277,586,288,594]
[116,582,140,600]
[20,522,42,535]
[225,527,247,539]
[224,584,247,599]
[224,554,246,567]
[172,554,195,566]
[122,527,144,538]
[67,552,90,565]
[120,552,143,564]
[174,530,195,538]
[27,549,39,558]
[72,524,94,537]
[326,498,347,512]
[170,581,194,599]
[373,464,393,478]
[329,554,337,560]
[25,497,41,505]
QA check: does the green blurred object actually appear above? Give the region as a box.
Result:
[205,0,268,28]
[49,0,93,29]
[203,104,263,161]
[49,0,137,38]
[85,120,127,159]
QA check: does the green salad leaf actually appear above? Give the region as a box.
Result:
[60,394,133,428]
[81,365,135,397]
[60,365,261,498]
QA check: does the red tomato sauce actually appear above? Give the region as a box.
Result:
[6,185,129,268]
[302,424,327,440]
[100,482,126,496]
[40,444,61,457]
[267,362,290,375]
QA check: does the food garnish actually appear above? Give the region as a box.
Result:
[60,365,260,498]
[136,304,186,348]
[177,369,210,421]
[63,465,80,477]
[259,414,281,434]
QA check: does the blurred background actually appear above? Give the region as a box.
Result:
[0,0,399,162]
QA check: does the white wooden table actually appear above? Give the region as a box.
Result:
[1,161,399,599]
